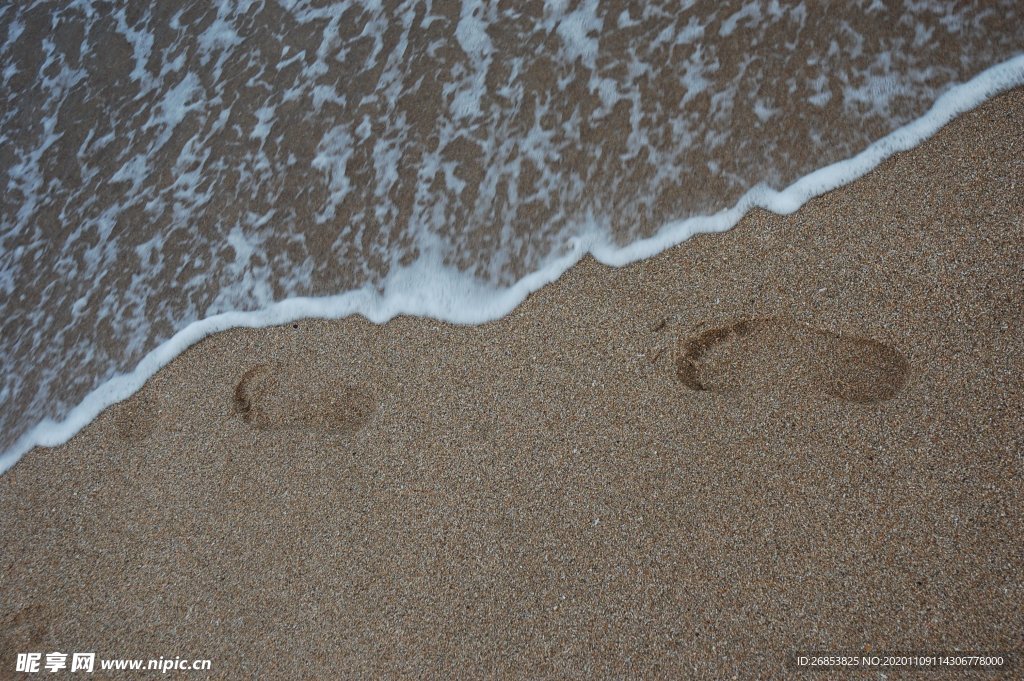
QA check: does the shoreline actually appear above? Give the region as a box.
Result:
[4,58,1024,476]
[1,88,1022,678]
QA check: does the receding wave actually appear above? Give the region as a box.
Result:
[1,0,1022,471]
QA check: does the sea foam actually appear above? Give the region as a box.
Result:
[4,54,1023,475]
[1,1,1022,473]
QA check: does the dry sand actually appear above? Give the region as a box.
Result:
[2,89,1022,679]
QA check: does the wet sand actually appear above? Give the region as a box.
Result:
[1,89,1022,678]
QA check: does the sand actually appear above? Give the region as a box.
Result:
[2,89,1022,679]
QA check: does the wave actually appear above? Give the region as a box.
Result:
[1,1,1022,473]
[4,54,1023,474]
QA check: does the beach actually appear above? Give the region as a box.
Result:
[1,85,1021,678]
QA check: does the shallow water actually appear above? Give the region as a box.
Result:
[1,0,1022,467]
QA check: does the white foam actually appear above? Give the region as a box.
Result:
[114,7,155,86]
[451,1,494,120]
[2,55,1023,476]
[250,105,276,142]
[311,124,354,222]
[552,0,603,67]
[719,2,762,37]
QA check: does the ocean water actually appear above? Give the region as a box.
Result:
[1,0,1022,472]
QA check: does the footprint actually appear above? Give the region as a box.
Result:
[675,318,909,403]
[233,363,377,434]
[816,335,910,403]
